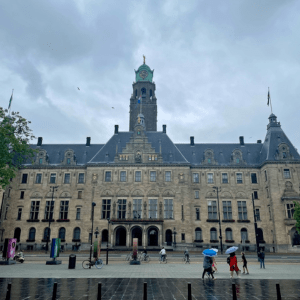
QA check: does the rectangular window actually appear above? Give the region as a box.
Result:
[236,173,243,184]
[64,173,70,184]
[264,170,268,181]
[76,208,81,220]
[59,201,69,219]
[226,229,233,240]
[208,201,217,219]
[4,207,8,220]
[164,199,173,219]
[150,171,156,182]
[165,171,171,182]
[149,199,157,218]
[120,171,126,182]
[78,173,85,183]
[20,191,25,199]
[135,171,141,182]
[251,173,257,184]
[105,171,112,182]
[44,201,54,220]
[30,201,40,220]
[223,201,232,220]
[222,173,228,184]
[39,158,43,164]
[67,158,71,165]
[78,191,82,199]
[255,208,261,221]
[17,208,22,220]
[181,233,185,241]
[133,199,142,219]
[207,173,214,184]
[238,201,247,220]
[193,173,199,183]
[196,208,200,220]
[286,204,295,219]
[118,199,126,219]
[102,199,111,219]
[35,173,42,184]
[284,169,291,179]
[253,191,258,199]
[182,205,184,220]
[195,191,199,199]
[50,173,56,184]
[21,174,28,184]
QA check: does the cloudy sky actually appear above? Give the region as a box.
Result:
[1,0,299,151]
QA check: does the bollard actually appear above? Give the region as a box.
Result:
[5,282,11,300]
[143,282,147,300]
[97,282,101,300]
[188,282,192,300]
[52,282,57,300]
[276,284,281,300]
[232,283,237,300]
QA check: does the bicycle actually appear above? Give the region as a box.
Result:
[82,258,103,269]
[182,255,190,264]
[140,254,150,262]
[125,253,133,261]
[159,255,167,264]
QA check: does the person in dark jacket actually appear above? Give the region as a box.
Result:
[202,256,215,279]
[241,252,249,274]
[258,249,265,269]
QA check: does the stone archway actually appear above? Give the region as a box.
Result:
[257,228,264,242]
[115,227,127,246]
[165,229,172,246]
[148,226,159,246]
[131,226,142,246]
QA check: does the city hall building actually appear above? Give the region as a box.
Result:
[1,61,300,253]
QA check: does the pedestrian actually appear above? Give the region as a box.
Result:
[159,247,166,263]
[258,249,265,269]
[229,252,240,278]
[184,247,189,261]
[241,252,249,274]
[212,256,218,272]
[202,256,215,280]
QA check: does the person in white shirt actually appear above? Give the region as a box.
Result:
[159,247,166,263]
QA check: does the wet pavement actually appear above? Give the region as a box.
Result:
[1,278,300,299]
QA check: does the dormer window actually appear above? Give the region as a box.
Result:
[67,158,70,165]
[283,152,287,158]
[39,158,43,164]
[236,158,239,163]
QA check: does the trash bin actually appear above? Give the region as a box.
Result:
[68,254,76,269]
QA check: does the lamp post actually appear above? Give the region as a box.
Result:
[46,186,58,253]
[213,186,223,254]
[173,227,177,248]
[89,202,96,268]
[251,193,260,255]
[106,218,110,265]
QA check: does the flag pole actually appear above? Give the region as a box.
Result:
[268,87,273,114]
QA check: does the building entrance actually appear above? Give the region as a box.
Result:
[115,227,126,246]
[166,229,172,246]
[132,227,142,246]
[148,227,158,246]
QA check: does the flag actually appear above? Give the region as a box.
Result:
[8,91,13,110]
[267,89,270,106]
[135,95,141,109]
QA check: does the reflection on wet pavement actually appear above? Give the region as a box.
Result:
[1,278,300,299]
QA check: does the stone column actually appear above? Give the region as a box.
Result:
[126,225,130,247]
[143,226,146,247]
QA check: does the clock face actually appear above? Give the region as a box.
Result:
[139,70,148,79]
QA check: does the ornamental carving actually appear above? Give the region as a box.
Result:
[92,173,98,183]
[276,143,293,160]
[203,149,218,165]
[230,149,246,165]
[135,151,142,163]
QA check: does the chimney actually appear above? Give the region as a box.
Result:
[86,137,91,146]
[37,137,43,146]
[115,125,119,134]
[257,140,262,143]
[239,136,244,145]
[162,125,166,133]
[190,136,194,146]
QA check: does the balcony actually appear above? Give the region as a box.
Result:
[237,220,250,223]
[284,218,296,226]
[206,219,219,223]
[222,219,235,223]
[42,219,55,222]
[26,219,40,222]
[56,219,70,222]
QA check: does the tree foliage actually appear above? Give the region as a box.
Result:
[293,201,300,233]
[0,107,37,190]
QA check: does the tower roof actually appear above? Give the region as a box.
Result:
[135,63,154,82]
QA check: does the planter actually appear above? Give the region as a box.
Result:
[222,220,235,223]
[56,219,70,222]
[42,239,50,242]
[42,219,55,222]
[225,240,235,243]
[72,239,81,242]
[26,219,40,222]
[206,219,219,223]
[210,240,219,243]
[237,220,250,223]
[26,239,35,242]
[194,240,203,243]
[60,239,66,242]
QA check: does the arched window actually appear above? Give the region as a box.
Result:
[210,228,217,241]
[28,228,36,241]
[43,227,51,241]
[73,227,81,240]
[59,227,66,240]
[150,89,152,97]
[225,228,233,241]
[141,88,146,97]
[241,228,248,242]
[195,227,202,241]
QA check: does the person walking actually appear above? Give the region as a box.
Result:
[258,249,265,269]
[212,256,218,272]
[159,247,166,263]
[184,248,189,262]
[241,252,249,274]
[202,256,215,280]
[229,252,240,278]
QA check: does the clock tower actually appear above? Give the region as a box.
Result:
[129,59,157,131]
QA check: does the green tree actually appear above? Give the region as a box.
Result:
[293,201,300,233]
[0,107,37,190]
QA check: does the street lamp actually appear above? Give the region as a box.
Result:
[173,227,177,248]
[251,193,260,255]
[46,186,58,253]
[95,227,99,239]
[89,202,96,268]
[106,218,110,265]
[213,186,223,254]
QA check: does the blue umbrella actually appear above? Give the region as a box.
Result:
[202,249,217,257]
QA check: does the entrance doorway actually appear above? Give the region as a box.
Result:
[14,228,21,242]
[115,227,126,246]
[166,229,172,246]
[148,227,158,246]
[132,227,142,246]
[102,229,108,243]
[257,228,264,243]
[291,227,300,246]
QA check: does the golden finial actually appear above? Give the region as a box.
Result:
[143,55,146,64]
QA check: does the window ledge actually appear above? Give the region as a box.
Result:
[207,219,219,223]
[60,239,66,242]
[26,239,35,242]
[57,219,70,222]
[72,239,81,242]
[26,219,40,222]
[237,220,250,223]
[222,219,235,223]
[42,239,50,242]
[210,240,219,243]
[194,240,203,243]
[42,219,55,222]
[258,240,266,244]
[225,240,235,243]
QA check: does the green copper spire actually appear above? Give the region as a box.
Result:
[135,56,154,82]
